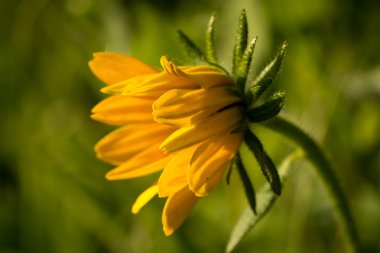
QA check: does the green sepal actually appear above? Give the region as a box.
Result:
[262,153,282,195]
[249,41,287,101]
[232,9,248,75]
[235,153,257,214]
[177,30,205,60]
[206,13,218,64]
[235,36,258,90]
[225,160,234,185]
[244,129,282,195]
[247,90,285,122]
[178,29,229,75]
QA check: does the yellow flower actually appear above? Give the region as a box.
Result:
[90,52,244,235]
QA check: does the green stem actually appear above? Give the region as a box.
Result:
[259,116,361,253]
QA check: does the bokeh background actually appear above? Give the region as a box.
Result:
[1,0,380,252]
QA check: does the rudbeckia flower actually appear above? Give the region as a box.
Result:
[90,11,286,236]
[88,11,361,253]
[90,53,244,235]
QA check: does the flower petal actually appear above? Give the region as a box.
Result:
[160,56,232,89]
[106,145,174,180]
[89,52,157,85]
[157,149,194,197]
[180,66,233,88]
[101,71,197,97]
[153,106,221,127]
[188,132,242,196]
[95,124,175,165]
[162,186,198,236]
[91,95,154,125]
[132,182,158,214]
[153,87,241,127]
[160,106,244,153]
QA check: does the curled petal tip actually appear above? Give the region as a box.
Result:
[163,226,174,236]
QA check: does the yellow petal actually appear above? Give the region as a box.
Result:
[101,71,197,97]
[91,95,154,125]
[89,52,157,85]
[153,87,241,127]
[106,145,174,180]
[159,56,232,89]
[160,56,188,78]
[162,186,198,236]
[153,87,240,114]
[100,72,161,95]
[153,106,221,127]
[132,182,158,214]
[158,149,194,197]
[180,66,233,88]
[160,106,244,153]
[188,132,242,196]
[95,124,175,165]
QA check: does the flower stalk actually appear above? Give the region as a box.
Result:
[260,117,361,253]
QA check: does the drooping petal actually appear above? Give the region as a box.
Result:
[160,56,232,89]
[153,106,221,127]
[153,87,240,115]
[160,106,244,153]
[132,182,158,214]
[106,145,175,180]
[95,124,175,165]
[180,66,233,88]
[162,186,198,236]
[91,95,154,125]
[101,71,198,97]
[188,132,242,196]
[89,52,157,85]
[99,73,161,95]
[157,149,194,197]
[153,87,241,127]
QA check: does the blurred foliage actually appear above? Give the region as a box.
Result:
[1,0,380,252]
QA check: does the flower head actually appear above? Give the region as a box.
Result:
[90,53,244,235]
[90,11,286,236]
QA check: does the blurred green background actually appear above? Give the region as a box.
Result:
[1,0,380,252]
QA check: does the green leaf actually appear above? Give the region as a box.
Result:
[247,90,285,122]
[235,37,258,90]
[206,13,218,64]
[177,30,205,60]
[226,151,302,253]
[235,153,256,214]
[249,41,287,101]
[232,9,248,75]
[244,129,282,195]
